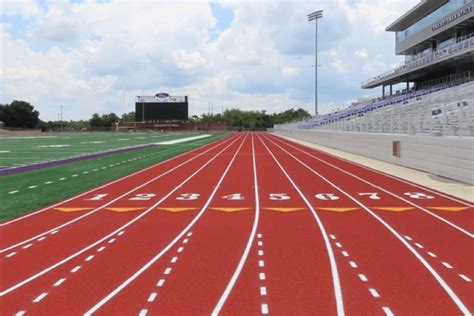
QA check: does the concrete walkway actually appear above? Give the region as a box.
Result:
[275,134,474,202]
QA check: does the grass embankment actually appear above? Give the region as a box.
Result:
[0,133,228,221]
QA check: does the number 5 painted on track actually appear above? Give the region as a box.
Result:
[359,192,381,200]
[269,193,290,200]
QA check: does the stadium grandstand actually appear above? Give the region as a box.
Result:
[274,0,474,184]
[276,0,474,137]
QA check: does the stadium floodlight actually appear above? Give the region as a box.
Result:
[60,105,63,132]
[308,10,323,116]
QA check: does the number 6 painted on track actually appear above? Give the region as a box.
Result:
[315,193,339,201]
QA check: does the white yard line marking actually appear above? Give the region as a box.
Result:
[28,185,38,189]
[369,288,380,298]
[459,274,472,282]
[54,278,66,287]
[260,287,267,296]
[261,303,269,315]
[382,306,394,316]
[6,252,17,258]
[157,279,165,287]
[71,265,81,273]
[33,292,48,303]
[349,261,358,268]
[358,274,368,282]
[44,181,53,184]
[442,262,453,269]
[164,267,172,275]
[85,255,95,262]
[8,190,19,194]
[147,293,158,302]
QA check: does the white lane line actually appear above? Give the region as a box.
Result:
[8,190,18,194]
[256,134,344,316]
[369,288,380,298]
[108,238,116,244]
[97,246,106,252]
[22,243,32,249]
[442,262,453,269]
[33,292,48,303]
[258,260,265,267]
[330,234,336,240]
[342,251,349,257]
[259,273,266,280]
[54,278,66,287]
[6,252,17,258]
[382,306,394,316]
[37,236,46,241]
[258,250,264,256]
[170,256,178,263]
[358,274,368,282]
[28,185,38,189]
[83,136,246,316]
[85,255,95,262]
[117,231,125,236]
[147,292,158,302]
[404,235,412,241]
[427,252,437,258]
[414,243,424,249]
[349,261,358,268]
[71,265,81,273]
[187,232,193,237]
[183,239,189,244]
[260,286,267,296]
[157,279,165,287]
[261,303,269,315]
[139,309,148,316]
[177,247,184,253]
[335,242,342,248]
[459,274,472,282]
[164,267,172,275]
[257,241,263,247]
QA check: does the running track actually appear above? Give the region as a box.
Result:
[1,132,472,315]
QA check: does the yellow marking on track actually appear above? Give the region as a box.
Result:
[210,207,251,213]
[54,207,94,212]
[157,207,198,212]
[264,207,306,213]
[317,207,359,213]
[428,207,471,212]
[105,207,147,213]
[373,207,414,212]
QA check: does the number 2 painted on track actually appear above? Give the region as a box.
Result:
[85,194,108,201]
[129,193,156,201]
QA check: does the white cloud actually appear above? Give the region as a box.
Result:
[1,0,420,120]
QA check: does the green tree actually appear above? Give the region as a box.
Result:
[0,101,40,128]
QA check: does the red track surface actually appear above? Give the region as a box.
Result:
[1,132,472,315]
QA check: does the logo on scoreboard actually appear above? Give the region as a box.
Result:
[155,92,170,99]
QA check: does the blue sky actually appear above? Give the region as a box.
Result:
[1,0,418,121]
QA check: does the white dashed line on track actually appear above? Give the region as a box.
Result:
[427,251,437,258]
[258,250,264,256]
[183,239,189,244]
[369,288,380,298]
[50,230,58,235]
[349,261,358,268]
[117,231,125,236]
[342,251,349,257]
[6,252,17,258]
[459,274,472,282]
[33,292,48,303]
[261,303,269,314]
[22,243,32,249]
[71,265,81,273]
[54,278,66,287]
[147,293,158,302]
[164,267,172,275]
[260,286,267,295]
[157,279,165,287]
[170,256,178,263]
[139,309,148,316]
[15,311,26,316]
[258,260,265,267]
[257,233,262,238]
[382,306,394,316]
[414,243,424,249]
[404,235,412,241]
[442,262,453,269]
[97,246,106,252]
[177,247,184,253]
[335,242,342,248]
[330,234,336,240]
[358,274,368,282]
[37,236,46,241]
[257,241,263,246]
[259,272,266,280]
[187,232,193,237]
[108,238,116,244]
[85,255,95,262]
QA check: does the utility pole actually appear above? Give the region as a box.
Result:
[60,105,63,132]
[308,10,323,116]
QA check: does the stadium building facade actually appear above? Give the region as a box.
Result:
[363,0,473,94]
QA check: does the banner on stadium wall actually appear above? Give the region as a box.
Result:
[136,93,186,103]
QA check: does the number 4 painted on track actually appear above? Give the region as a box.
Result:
[359,192,381,200]
[222,193,245,200]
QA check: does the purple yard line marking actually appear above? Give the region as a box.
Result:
[0,144,154,176]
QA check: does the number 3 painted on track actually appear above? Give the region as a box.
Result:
[176,193,200,200]
[403,192,434,199]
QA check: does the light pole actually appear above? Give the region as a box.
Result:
[308,10,323,116]
[60,105,63,132]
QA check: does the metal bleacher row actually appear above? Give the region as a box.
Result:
[279,80,474,137]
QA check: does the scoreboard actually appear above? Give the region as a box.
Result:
[135,93,188,121]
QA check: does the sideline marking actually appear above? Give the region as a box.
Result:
[155,134,211,145]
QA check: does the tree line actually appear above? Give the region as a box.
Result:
[0,100,311,131]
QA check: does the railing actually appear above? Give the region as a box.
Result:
[362,34,474,87]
